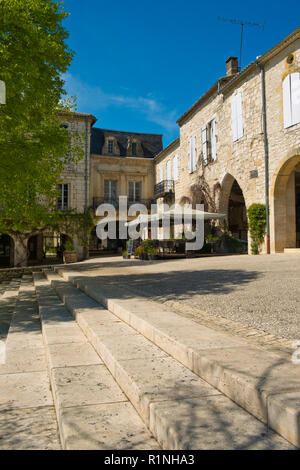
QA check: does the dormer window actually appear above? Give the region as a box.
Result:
[132,142,137,156]
[108,140,114,154]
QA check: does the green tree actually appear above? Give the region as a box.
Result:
[0,0,82,265]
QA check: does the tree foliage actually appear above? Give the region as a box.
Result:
[0,0,82,236]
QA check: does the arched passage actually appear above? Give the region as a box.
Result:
[0,235,14,268]
[272,154,300,252]
[220,174,248,241]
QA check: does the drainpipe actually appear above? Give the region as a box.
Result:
[84,120,89,258]
[257,61,271,254]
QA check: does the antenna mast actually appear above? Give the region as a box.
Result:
[218,17,265,70]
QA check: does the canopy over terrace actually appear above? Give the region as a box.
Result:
[125,207,226,227]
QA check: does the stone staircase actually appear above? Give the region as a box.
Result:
[1,269,299,449]
[33,268,299,449]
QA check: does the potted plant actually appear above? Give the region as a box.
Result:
[134,245,143,259]
[63,240,78,264]
[122,250,129,259]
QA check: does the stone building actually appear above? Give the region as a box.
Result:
[1,27,299,267]
[154,26,300,253]
[0,112,162,267]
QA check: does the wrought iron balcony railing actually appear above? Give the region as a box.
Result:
[154,180,174,198]
[93,197,154,210]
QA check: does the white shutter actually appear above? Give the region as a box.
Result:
[211,119,217,161]
[159,165,164,182]
[291,72,300,126]
[202,126,207,165]
[283,75,292,128]
[236,92,243,139]
[193,135,197,171]
[166,160,171,180]
[188,136,193,173]
[231,95,238,141]
[173,154,178,181]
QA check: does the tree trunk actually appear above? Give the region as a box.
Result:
[12,234,29,267]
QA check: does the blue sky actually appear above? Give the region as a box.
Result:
[62,0,299,146]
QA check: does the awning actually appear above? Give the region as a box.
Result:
[125,207,226,227]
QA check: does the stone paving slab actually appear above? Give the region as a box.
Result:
[51,364,127,409]
[42,323,87,345]
[46,342,102,369]
[59,402,160,450]
[0,406,61,450]
[0,347,47,375]
[0,371,53,410]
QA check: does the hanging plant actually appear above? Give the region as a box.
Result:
[247,204,266,255]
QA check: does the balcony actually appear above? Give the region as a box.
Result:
[93,197,119,209]
[154,180,174,199]
[93,197,154,210]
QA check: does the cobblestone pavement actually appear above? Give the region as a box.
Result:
[73,254,300,356]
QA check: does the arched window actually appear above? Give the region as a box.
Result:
[283,73,300,128]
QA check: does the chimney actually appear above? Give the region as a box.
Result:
[226,57,239,76]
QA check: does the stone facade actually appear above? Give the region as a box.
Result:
[154,27,300,253]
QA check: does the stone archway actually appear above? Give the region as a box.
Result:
[271,154,300,252]
[0,234,14,268]
[220,173,248,241]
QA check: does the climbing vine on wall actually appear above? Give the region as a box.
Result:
[247,203,266,255]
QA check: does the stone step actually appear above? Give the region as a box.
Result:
[33,272,159,450]
[284,248,300,254]
[52,265,300,449]
[42,269,294,449]
[0,278,21,342]
[0,276,61,450]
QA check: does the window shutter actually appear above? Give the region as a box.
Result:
[159,165,164,182]
[104,180,110,200]
[173,154,178,181]
[202,126,207,165]
[193,135,197,171]
[129,181,134,201]
[188,137,193,173]
[211,119,217,161]
[136,181,142,201]
[231,95,238,141]
[283,75,292,128]
[236,92,243,139]
[291,72,300,126]
[167,160,171,180]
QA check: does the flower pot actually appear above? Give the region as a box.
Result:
[63,251,78,264]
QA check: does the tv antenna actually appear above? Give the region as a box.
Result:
[218,17,265,70]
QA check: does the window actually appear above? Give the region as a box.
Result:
[231,92,243,141]
[104,180,118,204]
[108,140,114,154]
[201,119,216,165]
[129,181,142,203]
[57,184,69,210]
[132,142,137,156]
[283,73,300,128]
[173,154,179,181]
[189,135,197,173]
